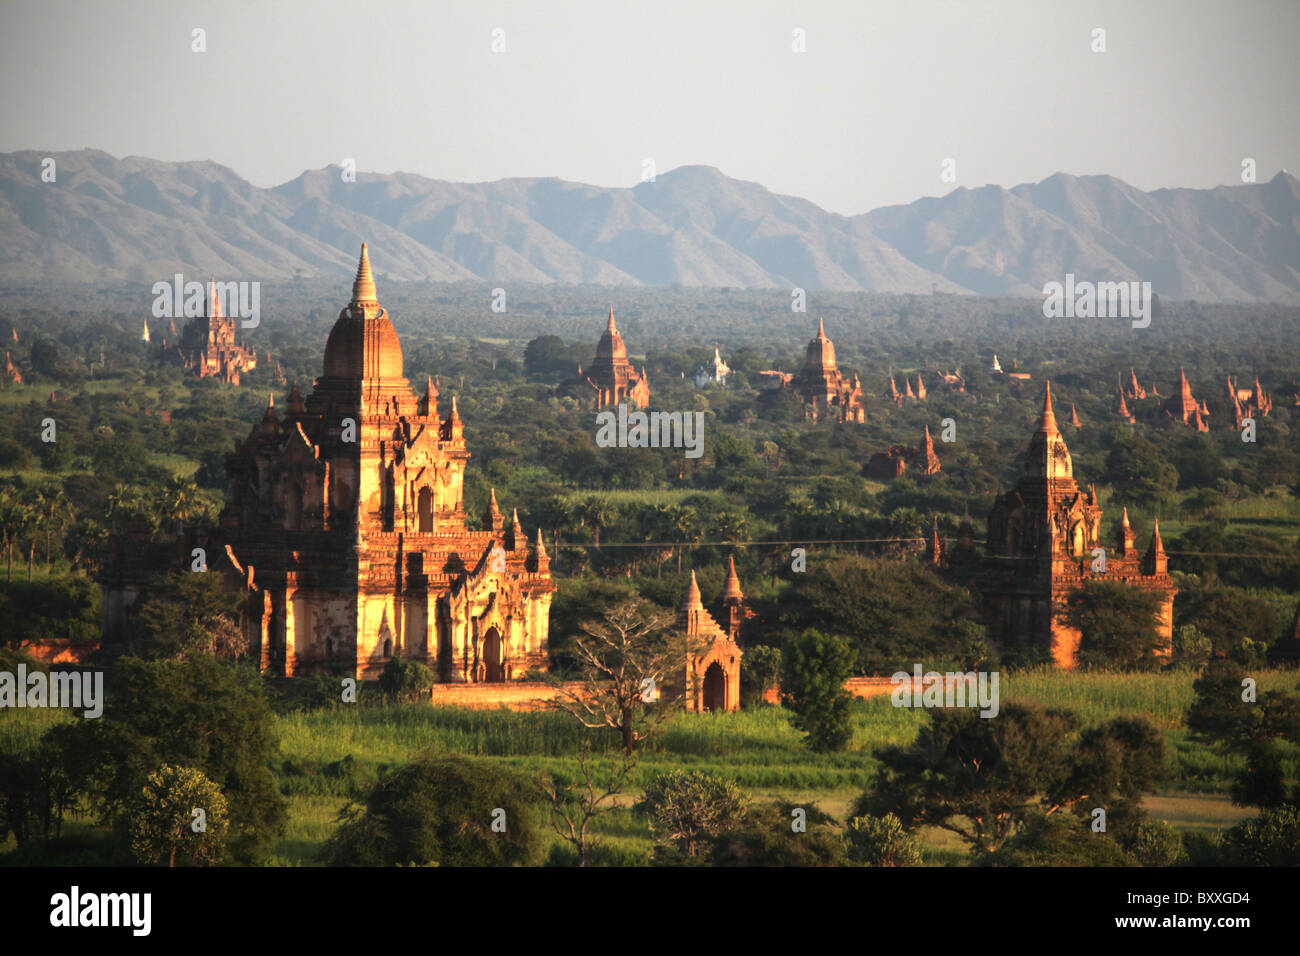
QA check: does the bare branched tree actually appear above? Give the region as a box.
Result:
[547,599,700,754]
[537,743,636,867]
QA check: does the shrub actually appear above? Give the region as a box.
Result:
[378,654,435,703]
[844,813,922,867]
[634,769,749,857]
[322,754,540,866]
[975,813,1134,867]
[1219,805,1300,866]
[710,801,847,867]
[1127,819,1185,867]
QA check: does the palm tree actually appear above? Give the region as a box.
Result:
[665,504,698,572]
[709,509,747,546]
[106,483,141,529]
[810,480,840,512]
[0,497,39,583]
[161,475,201,525]
[577,495,617,551]
[64,517,107,574]
[34,483,68,571]
[0,488,22,583]
[635,504,673,578]
[536,495,574,573]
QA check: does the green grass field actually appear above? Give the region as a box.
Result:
[4,668,1298,865]
[259,669,1300,865]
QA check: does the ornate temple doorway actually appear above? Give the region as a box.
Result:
[417,486,433,532]
[702,661,726,712]
[482,627,503,682]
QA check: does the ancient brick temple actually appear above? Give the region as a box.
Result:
[789,318,865,423]
[1228,375,1272,426]
[560,308,650,410]
[156,279,258,385]
[914,425,941,475]
[104,245,554,682]
[1161,368,1209,431]
[675,565,745,712]
[865,426,940,480]
[982,382,1175,667]
[1122,368,1147,401]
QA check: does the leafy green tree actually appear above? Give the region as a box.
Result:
[760,555,974,673]
[634,770,750,858]
[323,754,539,866]
[1104,435,1178,511]
[1063,579,1166,671]
[1168,434,1227,490]
[523,334,585,379]
[1175,584,1279,665]
[0,729,78,848]
[709,431,759,479]
[132,571,243,660]
[547,577,639,674]
[0,438,33,470]
[1172,624,1211,666]
[858,705,1164,854]
[739,644,781,707]
[780,630,854,753]
[0,576,100,645]
[128,764,229,867]
[61,656,286,863]
[1187,662,1300,809]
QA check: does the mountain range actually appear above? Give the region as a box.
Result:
[2,149,1297,304]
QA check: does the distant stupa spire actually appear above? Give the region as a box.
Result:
[1038,381,1059,434]
[351,243,378,306]
[209,278,223,319]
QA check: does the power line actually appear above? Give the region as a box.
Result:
[545,538,1300,562]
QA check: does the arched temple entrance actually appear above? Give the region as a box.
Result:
[702,661,726,712]
[482,628,503,682]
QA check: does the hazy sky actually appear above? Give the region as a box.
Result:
[1,0,1295,214]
